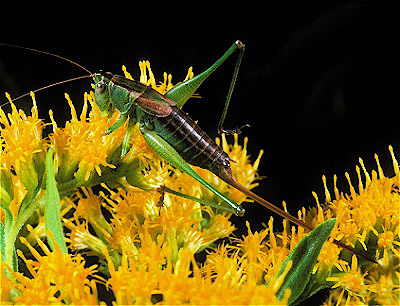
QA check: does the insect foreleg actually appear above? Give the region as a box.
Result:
[104,113,137,157]
[139,125,245,216]
[105,113,128,135]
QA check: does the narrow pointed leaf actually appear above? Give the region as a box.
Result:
[274,218,336,305]
[45,147,67,253]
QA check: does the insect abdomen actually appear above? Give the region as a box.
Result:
[153,106,230,174]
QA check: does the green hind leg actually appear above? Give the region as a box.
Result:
[165,40,248,135]
[160,185,237,214]
[165,41,245,109]
[139,125,244,216]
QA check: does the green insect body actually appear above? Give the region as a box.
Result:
[93,41,247,215]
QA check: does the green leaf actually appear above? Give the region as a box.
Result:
[45,147,67,254]
[290,274,330,305]
[275,218,336,305]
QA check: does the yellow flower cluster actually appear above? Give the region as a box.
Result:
[0,93,45,218]
[1,62,283,304]
[1,60,398,305]
[308,148,399,305]
[4,229,101,305]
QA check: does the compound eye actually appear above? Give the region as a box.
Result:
[96,81,106,94]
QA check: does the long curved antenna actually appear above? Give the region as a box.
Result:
[0,75,92,107]
[1,43,94,107]
[230,178,377,263]
[0,43,93,75]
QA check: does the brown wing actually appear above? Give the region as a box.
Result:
[112,75,176,117]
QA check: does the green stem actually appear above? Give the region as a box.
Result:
[4,175,80,272]
[5,193,46,272]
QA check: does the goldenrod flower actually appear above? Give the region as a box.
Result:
[326,255,368,303]
[0,93,45,198]
[1,258,17,303]
[1,58,398,306]
[365,270,400,305]
[103,237,290,305]
[305,147,400,305]
[9,229,100,305]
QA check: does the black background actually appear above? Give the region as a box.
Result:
[1,3,399,304]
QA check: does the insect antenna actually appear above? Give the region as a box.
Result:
[0,75,93,107]
[0,43,94,107]
[0,43,93,75]
[218,169,378,264]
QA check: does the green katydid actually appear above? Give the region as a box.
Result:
[0,42,376,263]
